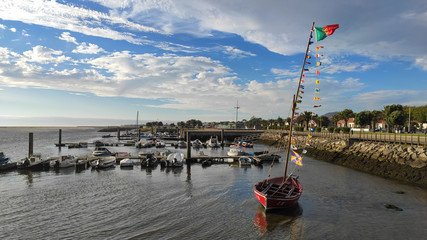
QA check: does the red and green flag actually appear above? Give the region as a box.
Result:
[314,24,339,41]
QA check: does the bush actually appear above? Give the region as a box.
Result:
[328,127,334,133]
[315,127,322,132]
[342,127,350,133]
[294,126,304,131]
[334,127,341,133]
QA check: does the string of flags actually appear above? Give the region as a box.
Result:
[289,23,339,166]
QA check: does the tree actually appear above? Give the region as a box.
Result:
[316,116,330,127]
[332,112,342,127]
[355,111,373,129]
[296,111,312,131]
[371,110,384,132]
[340,109,355,127]
[384,104,405,132]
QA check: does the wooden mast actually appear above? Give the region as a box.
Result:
[283,22,315,183]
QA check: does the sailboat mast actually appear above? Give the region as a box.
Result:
[283,22,315,183]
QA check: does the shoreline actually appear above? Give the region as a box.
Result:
[257,131,427,188]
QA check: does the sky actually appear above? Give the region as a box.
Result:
[0,0,426,126]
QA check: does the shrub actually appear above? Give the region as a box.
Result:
[342,127,350,133]
[334,127,341,133]
[328,127,334,133]
[315,127,322,132]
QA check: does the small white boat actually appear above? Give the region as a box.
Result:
[91,156,116,169]
[17,153,50,170]
[162,152,185,168]
[92,147,113,157]
[238,156,252,167]
[136,139,154,148]
[227,148,247,157]
[191,139,204,148]
[206,137,220,148]
[155,141,166,148]
[49,155,77,168]
[120,158,136,168]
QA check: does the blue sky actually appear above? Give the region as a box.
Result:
[0,0,426,126]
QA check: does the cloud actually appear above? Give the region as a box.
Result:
[73,42,104,54]
[21,30,30,37]
[414,56,427,71]
[0,24,5,29]
[22,45,70,64]
[59,32,78,45]
[223,46,256,58]
[0,0,161,45]
[9,27,16,32]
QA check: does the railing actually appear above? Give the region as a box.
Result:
[263,130,427,146]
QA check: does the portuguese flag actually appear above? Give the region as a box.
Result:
[314,24,339,41]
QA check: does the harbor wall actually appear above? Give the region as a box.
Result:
[257,131,427,188]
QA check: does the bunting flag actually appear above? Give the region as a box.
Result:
[316,70,320,75]
[301,79,305,83]
[300,85,304,89]
[309,41,314,45]
[308,134,312,138]
[315,79,320,84]
[291,145,298,150]
[302,74,306,78]
[306,55,311,59]
[302,149,307,154]
[311,113,317,116]
[298,95,302,99]
[291,140,296,144]
[316,54,323,58]
[295,107,300,110]
[314,24,339,41]
[295,112,299,115]
[316,46,324,50]
[309,120,318,126]
[313,105,322,108]
[306,141,311,146]
[316,61,322,66]
[305,62,311,65]
[304,68,309,71]
[291,150,303,166]
[296,100,302,103]
[299,90,304,94]
[314,96,321,100]
[315,88,320,93]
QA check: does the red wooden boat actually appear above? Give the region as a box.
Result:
[254,176,302,210]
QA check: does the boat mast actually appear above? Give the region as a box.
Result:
[283,22,315,183]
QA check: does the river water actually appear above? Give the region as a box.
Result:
[0,127,426,239]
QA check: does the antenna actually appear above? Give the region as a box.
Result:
[234,100,240,129]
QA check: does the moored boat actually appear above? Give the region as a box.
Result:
[238,156,252,167]
[92,147,113,157]
[17,153,50,170]
[227,148,247,157]
[91,156,116,169]
[49,155,77,168]
[206,136,220,148]
[0,152,10,165]
[162,152,185,168]
[254,176,302,211]
[120,158,136,168]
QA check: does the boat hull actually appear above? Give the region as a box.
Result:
[254,176,302,211]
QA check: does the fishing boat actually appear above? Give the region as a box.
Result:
[206,136,220,148]
[141,157,158,168]
[238,156,252,167]
[49,155,77,168]
[17,153,50,170]
[227,148,247,157]
[155,141,166,148]
[191,139,204,148]
[254,22,331,211]
[161,152,185,168]
[92,147,113,157]
[0,152,10,165]
[91,156,116,169]
[120,158,136,168]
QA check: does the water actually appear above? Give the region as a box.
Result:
[0,128,426,239]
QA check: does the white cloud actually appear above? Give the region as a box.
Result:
[414,56,427,71]
[0,24,5,29]
[22,45,70,64]
[0,0,161,45]
[59,32,78,45]
[223,46,256,58]
[21,30,30,37]
[73,42,104,54]
[9,27,16,32]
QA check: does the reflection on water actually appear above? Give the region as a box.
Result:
[254,204,303,235]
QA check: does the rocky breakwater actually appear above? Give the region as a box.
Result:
[258,131,427,188]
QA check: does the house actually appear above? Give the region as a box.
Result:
[375,120,387,130]
[337,118,354,128]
